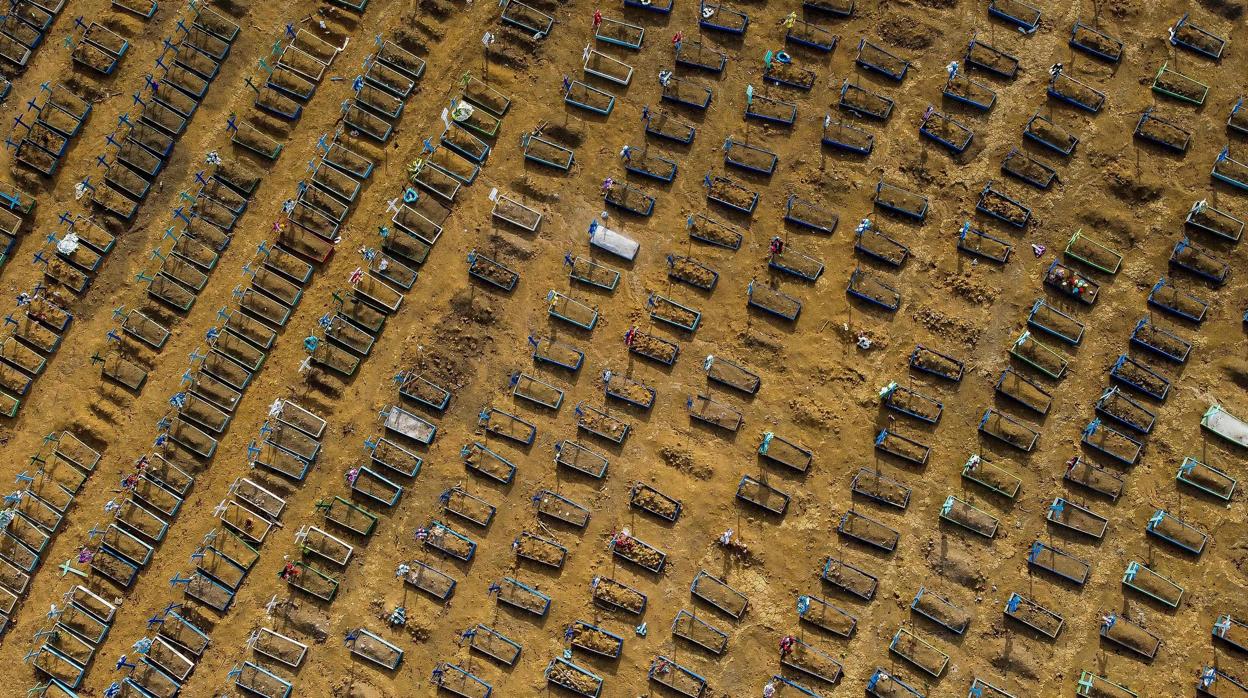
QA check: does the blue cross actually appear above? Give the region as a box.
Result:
[58,211,73,226]
[115,654,137,671]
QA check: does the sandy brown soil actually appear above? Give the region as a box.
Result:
[0,0,1246,696]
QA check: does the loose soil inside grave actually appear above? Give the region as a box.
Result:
[1072,26,1119,58]
[923,114,967,145]
[1156,73,1205,102]
[1104,618,1158,655]
[1181,463,1230,494]
[915,593,968,631]
[1153,517,1205,550]
[979,190,1026,224]
[631,485,677,517]
[892,630,946,673]
[1028,117,1076,150]
[689,216,741,247]
[1174,24,1220,55]
[983,413,1036,448]
[470,256,515,286]
[709,179,754,208]
[669,256,715,287]
[1173,244,1225,276]
[549,662,600,693]
[628,332,676,363]
[612,537,662,568]
[597,20,641,44]
[786,641,840,679]
[1004,151,1051,182]
[608,376,652,405]
[1068,236,1118,269]
[593,577,645,611]
[651,297,697,326]
[1137,117,1187,148]
[1008,597,1061,634]
[1129,567,1178,601]
[578,407,628,440]
[1052,74,1101,107]
[571,623,618,653]
[1150,283,1205,316]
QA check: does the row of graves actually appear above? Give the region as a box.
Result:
[100,22,415,394]
[12,5,147,176]
[414,4,795,696]
[107,43,522,695]
[82,3,240,223]
[0,0,72,78]
[0,431,101,642]
[204,37,527,698]
[129,17,349,319]
[0,180,37,266]
[228,21,350,161]
[139,401,329,698]
[17,21,410,695]
[51,26,405,693]
[9,15,370,687]
[3,0,232,261]
[846,7,1248,698]
[0,1,243,416]
[15,399,327,696]
[439,1,1248,697]
[23,20,498,696]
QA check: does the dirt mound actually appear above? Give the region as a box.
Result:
[879,16,939,50]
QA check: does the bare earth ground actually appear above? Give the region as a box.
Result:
[0,0,1246,696]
